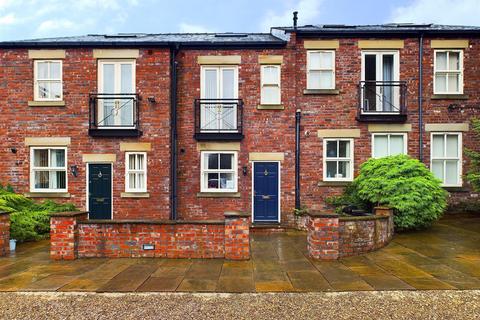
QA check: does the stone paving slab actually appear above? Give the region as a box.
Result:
[0,214,479,292]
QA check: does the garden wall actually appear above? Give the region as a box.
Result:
[0,212,10,256]
[307,207,394,260]
[50,211,250,260]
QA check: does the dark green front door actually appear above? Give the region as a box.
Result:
[88,164,112,220]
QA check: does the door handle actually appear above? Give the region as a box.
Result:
[262,195,271,200]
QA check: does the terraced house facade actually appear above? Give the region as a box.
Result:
[1,20,479,231]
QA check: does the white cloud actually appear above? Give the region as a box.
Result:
[37,19,75,33]
[390,0,480,25]
[178,22,213,33]
[260,0,324,31]
[0,12,15,25]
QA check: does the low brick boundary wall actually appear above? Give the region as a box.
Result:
[307,207,394,260]
[0,212,10,256]
[50,211,250,260]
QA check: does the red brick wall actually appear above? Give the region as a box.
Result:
[0,48,171,220]
[50,211,88,260]
[0,213,10,256]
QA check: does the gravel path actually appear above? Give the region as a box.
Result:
[0,291,479,319]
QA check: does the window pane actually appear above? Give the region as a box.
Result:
[308,71,321,89]
[50,62,61,79]
[34,149,49,167]
[262,86,280,104]
[221,69,235,99]
[51,171,66,189]
[129,173,136,189]
[220,173,234,189]
[102,64,115,93]
[263,66,279,84]
[220,154,233,169]
[319,71,333,89]
[449,52,460,71]
[137,154,145,170]
[128,154,136,170]
[446,135,459,157]
[206,173,219,189]
[204,69,218,99]
[338,140,350,158]
[35,171,50,189]
[432,160,444,181]
[374,135,389,158]
[436,52,447,70]
[37,62,49,78]
[120,64,133,93]
[326,161,337,178]
[50,149,65,167]
[137,173,145,189]
[390,135,405,155]
[445,160,459,185]
[50,81,62,99]
[320,52,333,69]
[38,81,50,99]
[435,74,447,92]
[309,52,321,69]
[447,74,459,93]
[205,153,219,169]
[432,135,445,158]
[326,141,338,158]
[338,161,350,178]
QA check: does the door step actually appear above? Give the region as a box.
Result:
[250,223,286,233]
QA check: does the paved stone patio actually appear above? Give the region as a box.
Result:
[0,214,479,292]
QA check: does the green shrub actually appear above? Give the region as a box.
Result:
[0,185,77,242]
[465,118,480,192]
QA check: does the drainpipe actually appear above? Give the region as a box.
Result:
[418,33,424,162]
[170,45,179,220]
[295,109,301,210]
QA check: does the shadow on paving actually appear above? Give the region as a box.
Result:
[0,214,479,293]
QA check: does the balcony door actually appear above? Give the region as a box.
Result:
[200,66,238,132]
[98,60,135,128]
[361,51,399,113]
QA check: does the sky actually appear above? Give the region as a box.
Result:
[0,0,480,41]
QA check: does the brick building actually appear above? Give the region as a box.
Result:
[1,20,479,231]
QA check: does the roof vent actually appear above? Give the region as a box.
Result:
[392,23,433,28]
[104,33,141,38]
[322,24,356,29]
[214,33,248,38]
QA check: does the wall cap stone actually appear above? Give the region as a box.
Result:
[50,211,87,218]
[0,211,10,216]
[78,219,224,225]
[224,210,250,218]
[307,212,339,218]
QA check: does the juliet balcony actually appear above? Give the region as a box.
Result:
[356,81,407,123]
[194,99,244,141]
[89,93,142,137]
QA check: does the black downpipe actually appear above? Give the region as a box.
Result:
[418,34,424,162]
[170,45,179,220]
[295,109,301,210]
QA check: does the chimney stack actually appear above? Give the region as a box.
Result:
[293,11,298,29]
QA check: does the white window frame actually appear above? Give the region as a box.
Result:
[200,151,238,193]
[371,133,408,158]
[323,138,354,182]
[430,132,462,187]
[34,60,63,101]
[433,50,464,95]
[260,65,281,105]
[307,50,335,90]
[29,147,68,193]
[125,152,147,193]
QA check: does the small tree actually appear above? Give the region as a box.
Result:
[465,118,480,192]
[353,155,447,231]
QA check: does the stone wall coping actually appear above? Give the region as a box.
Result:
[0,211,10,216]
[50,211,87,218]
[307,212,339,218]
[339,215,388,222]
[374,206,392,210]
[77,219,225,225]
[224,210,250,218]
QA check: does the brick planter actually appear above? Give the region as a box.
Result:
[306,207,394,260]
[50,210,250,260]
[0,212,10,256]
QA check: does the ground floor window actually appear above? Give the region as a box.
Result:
[30,147,67,192]
[201,151,237,192]
[431,132,462,186]
[323,139,353,181]
[372,133,407,158]
[125,152,147,192]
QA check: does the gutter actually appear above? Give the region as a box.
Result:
[170,44,179,220]
[418,33,424,162]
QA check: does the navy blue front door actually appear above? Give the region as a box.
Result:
[253,162,279,222]
[88,164,112,220]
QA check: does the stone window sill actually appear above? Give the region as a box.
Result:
[28,101,66,107]
[257,104,284,110]
[431,94,469,100]
[24,192,71,198]
[304,89,340,95]
[317,181,351,187]
[197,192,241,198]
[120,192,150,198]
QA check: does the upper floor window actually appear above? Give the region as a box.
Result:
[372,133,407,158]
[323,139,353,181]
[307,50,335,90]
[200,151,237,192]
[261,65,281,105]
[431,132,462,186]
[125,152,147,192]
[34,60,62,101]
[30,147,67,192]
[434,50,463,94]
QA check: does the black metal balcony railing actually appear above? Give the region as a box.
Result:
[194,99,244,141]
[357,81,407,123]
[89,93,142,137]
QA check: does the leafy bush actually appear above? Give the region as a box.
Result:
[325,184,370,214]
[327,155,447,230]
[465,118,480,192]
[0,185,76,242]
